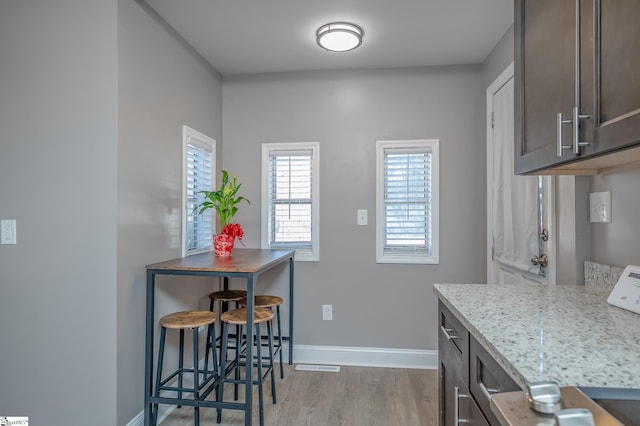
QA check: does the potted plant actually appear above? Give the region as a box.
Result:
[194,169,250,256]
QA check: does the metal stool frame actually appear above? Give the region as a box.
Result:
[216,312,276,426]
[153,320,219,426]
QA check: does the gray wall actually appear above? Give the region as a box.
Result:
[482,25,515,89]
[117,0,223,423]
[590,168,640,267]
[222,66,485,351]
[0,1,118,424]
[0,1,223,424]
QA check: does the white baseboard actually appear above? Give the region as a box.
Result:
[126,410,144,426]
[126,401,176,426]
[288,343,438,370]
[127,344,437,425]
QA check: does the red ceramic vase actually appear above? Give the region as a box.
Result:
[213,234,234,256]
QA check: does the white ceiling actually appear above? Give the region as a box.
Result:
[145,0,514,76]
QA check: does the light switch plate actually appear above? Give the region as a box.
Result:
[589,191,611,223]
[357,209,368,226]
[1,219,17,244]
[322,304,333,320]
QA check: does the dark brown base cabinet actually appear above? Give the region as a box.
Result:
[515,0,640,175]
[440,362,489,426]
[438,302,520,425]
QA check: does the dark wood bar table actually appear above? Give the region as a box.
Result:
[144,249,295,426]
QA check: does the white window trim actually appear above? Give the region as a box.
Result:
[375,139,440,264]
[261,142,320,262]
[182,125,216,257]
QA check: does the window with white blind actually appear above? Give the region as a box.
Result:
[182,126,216,256]
[376,139,439,264]
[261,142,319,261]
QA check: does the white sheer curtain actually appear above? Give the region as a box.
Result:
[492,79,539,273]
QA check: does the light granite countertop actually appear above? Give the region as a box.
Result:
[433,283,640,390]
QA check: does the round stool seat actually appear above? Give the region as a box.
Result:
[208,290,243,302]
[240,295,283,308]
[159,310,217,329]
[221,308,274,325]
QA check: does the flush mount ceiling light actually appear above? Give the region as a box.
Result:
[316,22,363,52]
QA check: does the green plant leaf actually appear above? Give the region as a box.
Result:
[192,169,250,231]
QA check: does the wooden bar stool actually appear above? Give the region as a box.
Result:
[240,295,285,379]
[208,290,244,312]
[153,310,218,426]
[216,307,276,426]
[205,290,244,370]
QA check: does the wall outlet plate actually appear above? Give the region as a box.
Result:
[589,191,611,223]
[1,220,17,244]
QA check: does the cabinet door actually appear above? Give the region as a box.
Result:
[439,359,456,426]
[586,0,640,156]
[440,364,490,426]
[515,0,578,174]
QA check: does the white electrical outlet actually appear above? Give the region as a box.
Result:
[322,304,333,321]
[589,191,612,223]
[1,220,17,245]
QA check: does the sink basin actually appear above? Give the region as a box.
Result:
[579,387,640,426]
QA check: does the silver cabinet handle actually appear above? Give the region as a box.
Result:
[480,381,502,401]
[454,386,470,425]
[557,112,573,157]
[441,326,460,341]
[454,386,460,425]
[572,106,590,154]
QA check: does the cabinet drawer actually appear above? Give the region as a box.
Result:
[469,335,520,426]
[438,301,469,380]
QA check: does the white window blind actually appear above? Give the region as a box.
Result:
[262,142,319,261]
[269,151,313,245]
[376,140,439,264]
[182,126,215,256]
[384,148,431,252]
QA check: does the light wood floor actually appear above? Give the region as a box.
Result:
[160,364,439,425]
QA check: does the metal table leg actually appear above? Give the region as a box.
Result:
[289,256,294,364]
[244,275,254,426]
[144,270,155,426]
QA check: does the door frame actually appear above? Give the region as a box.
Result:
[486,62,557,285]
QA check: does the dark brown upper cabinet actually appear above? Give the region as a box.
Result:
[515,0,640,175]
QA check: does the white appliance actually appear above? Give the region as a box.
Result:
[607,265,640,315]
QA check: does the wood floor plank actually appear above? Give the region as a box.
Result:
[159,364,438,425]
